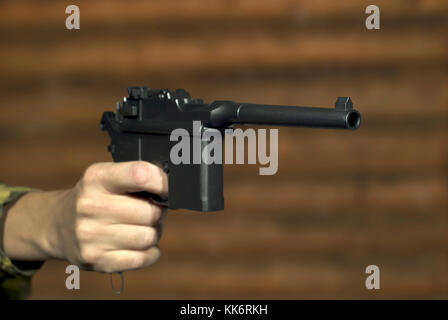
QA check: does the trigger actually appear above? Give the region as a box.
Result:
[144,161,169,206]
[149,193,169,207]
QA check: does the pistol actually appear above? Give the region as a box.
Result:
[101,87,361,211]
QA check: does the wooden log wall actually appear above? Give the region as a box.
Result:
[0,0,447,299]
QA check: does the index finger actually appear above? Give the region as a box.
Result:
[97,161,168,197]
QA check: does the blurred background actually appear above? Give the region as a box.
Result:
[0,0,447,299]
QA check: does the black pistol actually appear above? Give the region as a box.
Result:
[101,87,361,212]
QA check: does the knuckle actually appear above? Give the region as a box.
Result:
[129,254,146,269]
[83,163,105,185]
[74,220,94,242]
[75,197,87,214]
[142,228,157,247]
[133,254,146,268]
[130,161,152,186]
[148,205,163,225]
[78,245,98,264]
[75,196,97,216]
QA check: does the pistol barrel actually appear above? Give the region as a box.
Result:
[234,102,361,130]
[208,97,361,130]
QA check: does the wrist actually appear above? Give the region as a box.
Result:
[39,188,76,261]
[2,188,73,262]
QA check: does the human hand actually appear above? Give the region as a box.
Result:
[2,161,168,273]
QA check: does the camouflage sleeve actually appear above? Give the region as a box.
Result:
[0,183,43,299]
